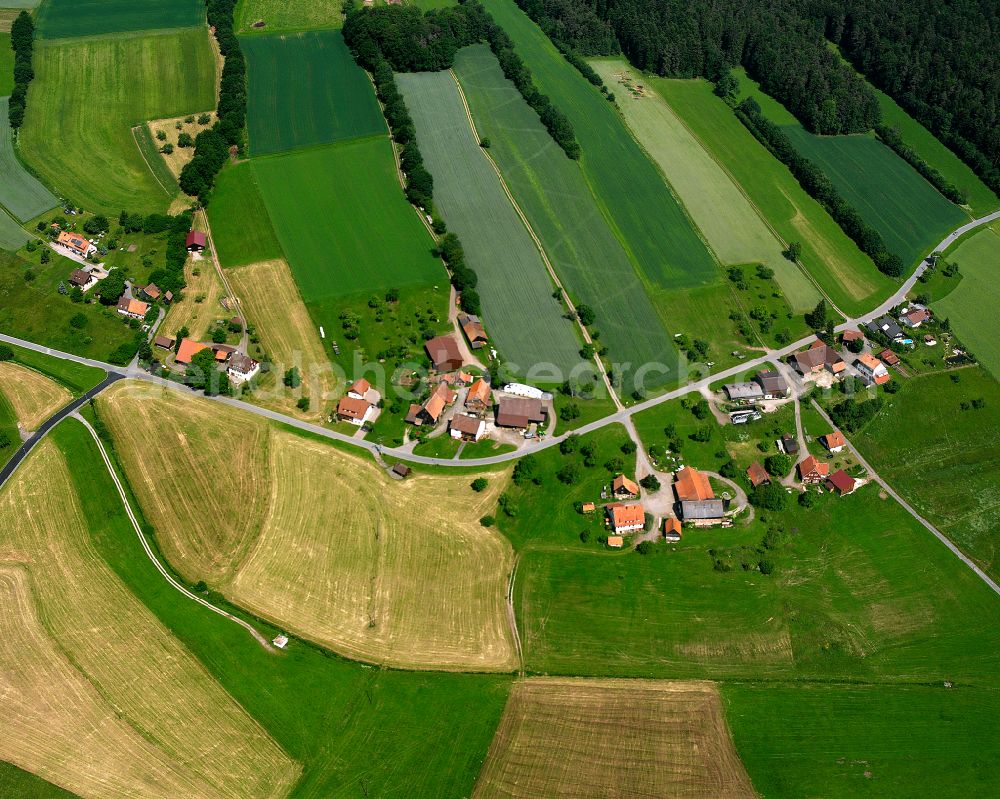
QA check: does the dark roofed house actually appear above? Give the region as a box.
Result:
[153,335,174,350]
[877,348,901,367]
[780,433,799,455]
[391,463,411,479]
[458,314,488,349]
[141,283,161,301]
[449,414,486,442]
[791,339,845,375]
[754,370,789,398]
[425,334,463,372]
[186,230,207,252]
[495,396,547,429]
[826,469,857,496]
[680,499,726,527]
[866,316,904,342]
[68,268,95,290]
[746,462,770,488]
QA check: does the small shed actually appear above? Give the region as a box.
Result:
[392,462,411,478]
[186,230,207,252]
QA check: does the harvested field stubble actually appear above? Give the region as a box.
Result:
[0,361,71,431]
[474,678,755,799]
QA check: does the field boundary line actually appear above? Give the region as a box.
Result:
[72,411,275,649]
[507,552,524,675]
[130,125,174,198]
[449,70,622,410]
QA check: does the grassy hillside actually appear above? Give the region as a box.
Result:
[36,0,204,39]
[397,68,584,376]
[242,29,385,156]
[453,44,680,392]
[480,0,718,291]
[237,0,344,33]
[937,224,1000,379]
[20,28,216,214]
[207,161,285,267]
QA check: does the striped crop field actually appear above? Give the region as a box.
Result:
[397,68,585,376]
[36,0,205,39]
[0,436,299,799]
[242,29,385,156]
[0,360,70,431]
[453,45,680,392]
[592,59,819,312]
[98,383,518,671]
[237,0,344,33]
[206,161,286,267]
[480,0,718,292]
[20,28,216,214]
[474,678,755,799]
[0,97,58,222]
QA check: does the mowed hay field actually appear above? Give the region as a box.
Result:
[397,69,584,375]
[0,438,299,799]
[237,0,344,33]
[98,383,518,671]
[242,30,385,156]
[855,367,1000,580]
[0,361,70,430]
[160,250,227,341]
[20,29,217,215]
[0,97,58,222]
[454,45,679,391]
[253,137,444,299]
[658,76,892,315]
[474,678,755,799]
[480,0,718,291]
[592,60,818,312]
[206,161,285,267]
[36,0,205,39]
[228,258,336,412]
[936,225,1000,379]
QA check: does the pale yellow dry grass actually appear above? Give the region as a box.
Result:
[228,259,336,420]
[97,382,271,583]
[0,361,71,431]
[100,382,517,670]
[228,431,516,670]
[161,251,227,341]
[474,678,757,799]
[148,112,217,179]
[0,439,299,799]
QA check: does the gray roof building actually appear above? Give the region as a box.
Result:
[866,316,904,341]
[680,499,726,520]
[754,370,789,397]
[723,382,764,401]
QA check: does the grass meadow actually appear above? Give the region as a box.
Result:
[0,31,12,94]
[854,367,1000,580]
[242,30,385,156]
[20,28,217,214]
[0,390,17,471]
[658,77,892,316]
[206,161,285,267]
[0,762,79,799]
[237,0,344,33]
[36,0,204,39]
[0,98,58,222]
[591,59,818,312]
[936,224,1000,378]
[0,339,106,394]
[479,0,718,291]
[0,209,28,249]
[397,69,585,375]
[453,45,679,392]
[55,414,514,799]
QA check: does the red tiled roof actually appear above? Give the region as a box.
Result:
[607,502,645,530]
[674,467,714,502]
[746,462,769,487]
[175,338,209,364]
[337,396,371,420]
[826,469,856,494]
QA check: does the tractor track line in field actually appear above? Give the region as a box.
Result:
[449,70,622,411]
[130,124,174,198]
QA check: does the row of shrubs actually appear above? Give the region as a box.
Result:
[179,0,247,202]
[7,11,35,130]
[875,124,966,205]
[735,97,904,278]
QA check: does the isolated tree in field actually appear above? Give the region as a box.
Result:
[783,241,802,262]
[750,482,788,511]
[576,304,596,326]
[283,366,301,388]
[161,143,174,155]
[297,397,310,410]
[805,299,828,330]
[471,478,488,492]
[198,113,211,125]
[764,453,792,477]
[635,541,654,555]
[177,132,194,148]
[560,434,579,455]
[69,313,88,329]
[557,462,581,485]
[156,130,166,141]
[714,71,738,103]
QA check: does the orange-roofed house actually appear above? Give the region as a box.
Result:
[175,338,209,364]
[415,382,455,425]
[606,502,645,533]
[798,455,830,484]
[673,466,714,502]
[664,517,682,542]
[116,297,149,320]
[820,431,847,453]
[826,469,857,496]
[465,378,492,414]
[854,352,890,385]
[877,348,900,367]
[612,474,640,498]
[337,396,375,427]
[746,461,770,488]
[57,230,95,258]
[347,378,370,399]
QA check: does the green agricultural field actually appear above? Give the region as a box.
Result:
[453,45,680,393]
[854,367,1000,581]
[591,59,818,312]
[397,69,584,376]
[50,416,512,799]
[206,162,285,267]
[479,0,718,291]
[36,0,204,39]
[1,339,106,394]
[733,69,969,269]
[514,486,1000,682]
[936,225,1000,378]
[875,89,999,217]
[0,98,58,222]
[236,0,343,33]
[20,29,216,215]
[242,30,385,156]
[0,32,12,95]
[726,683,1000,798]
[0,209,28,250]
[0,389,17,470]
[658,77,891,317]
[0,762,80,799]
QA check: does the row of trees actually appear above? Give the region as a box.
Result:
[7,10,35,130]
[735,97,904,277]
[512,0,879,135]
[829,1,1000,199]
[343,1,580,159]
[180,0,247,201]
[875,124,966,205]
